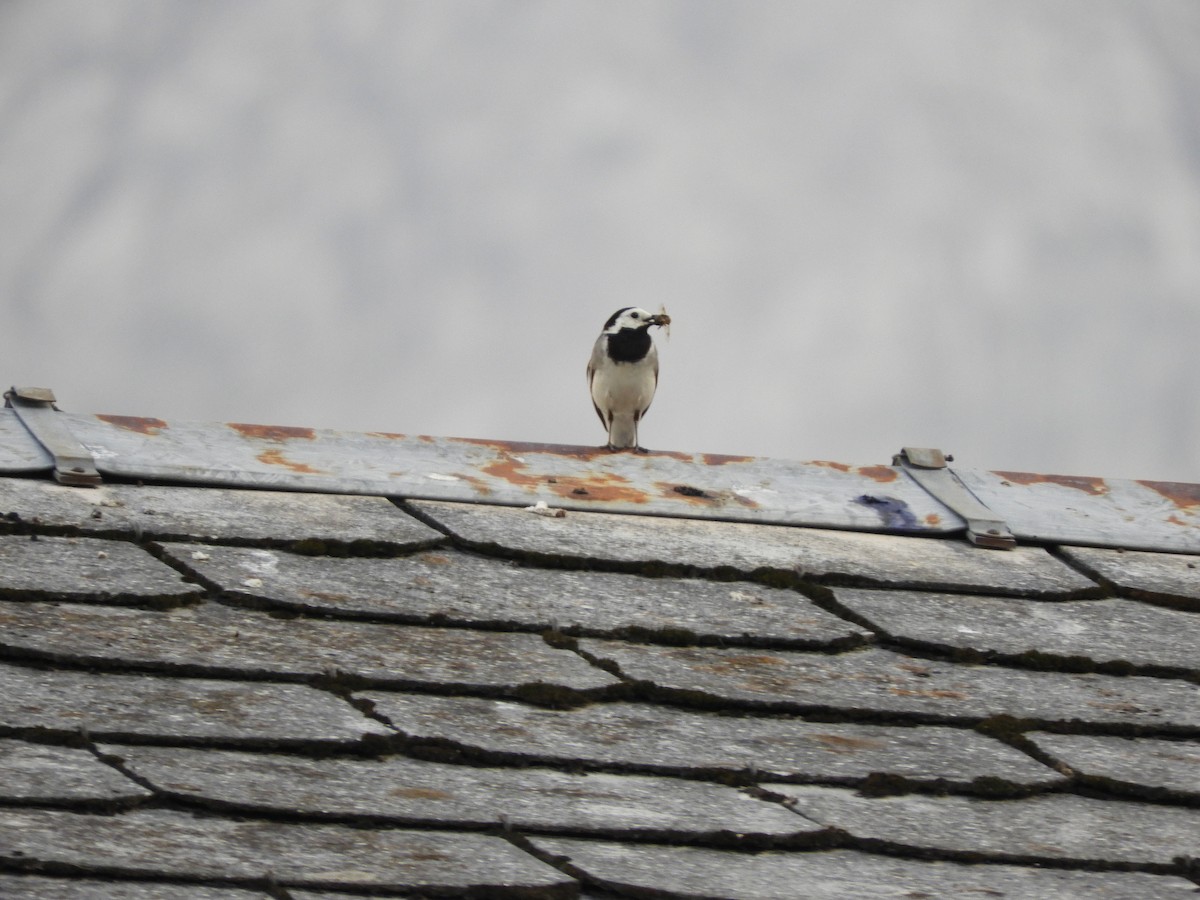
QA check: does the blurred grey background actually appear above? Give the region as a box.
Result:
[2,0,1197,481]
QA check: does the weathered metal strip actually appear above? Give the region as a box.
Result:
[2,392,99,485]
[959,469,1199,554]
[55,412,958,534]
[895,448,1016,550]
[1,409,1196,553]
[0,408,54,473]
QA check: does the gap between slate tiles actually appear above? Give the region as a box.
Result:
[0,598,621,698]
[525,836,1200,899]
[0,477,446,554]
[154,542,875,653]
[570,640,1200,736]
[96,743,827,849]
[0,660,394,751]
[400,499,1102,599]
[357,691,1068,799]
[829,586,1200,683]
[0,807,578,897]
[768,783,1200,874]
[1025,732,1200,807]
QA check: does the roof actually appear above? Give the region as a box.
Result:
[1,395,1200,898]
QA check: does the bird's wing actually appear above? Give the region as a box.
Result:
[638,344,660,420]
[587,335,608,426]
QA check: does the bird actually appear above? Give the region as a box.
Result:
[587,306,670,451]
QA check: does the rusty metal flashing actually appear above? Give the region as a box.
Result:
[894,447,1016,550]
[4,388,101,487]
[0,398,1196,554]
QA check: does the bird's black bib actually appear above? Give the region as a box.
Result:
[606,328,652,363]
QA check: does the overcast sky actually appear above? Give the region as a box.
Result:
[2,1,1198,482]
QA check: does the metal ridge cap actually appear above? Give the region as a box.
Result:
[61,411,954,534]
[1,405,1197,552]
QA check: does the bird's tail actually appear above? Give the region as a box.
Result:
[607,413,639,450]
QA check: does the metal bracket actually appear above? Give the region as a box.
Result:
[4,387,102,487]
[894,447,1015,549]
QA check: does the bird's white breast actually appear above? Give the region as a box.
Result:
[592,347,657,414]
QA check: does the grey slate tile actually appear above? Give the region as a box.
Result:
[0,534,202,604]
[577,641,1200,728]
[0,808,574,895]
[1062,545,1200,607]
[529,838,1199,899]
[410,500,1097,596]
[0,662,389,745]
[362,693,1065,789]
[833,587,1200,672]
[0,876,271,900]
[104,744,818,841]
[0,599,618,692]
[767,784,1200,867]
[0,738,150,803]
[0,476,442,549]
[162,543,871,648]
[1027,732,1200,801]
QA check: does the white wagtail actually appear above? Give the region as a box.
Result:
[587,307,671,451]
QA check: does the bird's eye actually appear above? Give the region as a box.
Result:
[631,312,640,319]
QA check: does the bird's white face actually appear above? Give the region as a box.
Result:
[603,307,659,333]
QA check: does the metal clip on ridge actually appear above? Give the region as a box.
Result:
[895,447,1015,550]
[4,387,101,487]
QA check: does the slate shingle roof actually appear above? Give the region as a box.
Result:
[1,413,1200,898]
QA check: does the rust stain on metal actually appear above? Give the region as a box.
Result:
[857,465,898,483]
[481,454,649,503]
[455,472,493,496]
[97,415,168,436]
[812,460,852,473]
[367,431,408,440]
[701,453,754,466]
[454,436,611,462]
[229,423,316,442]
[994,471,1109,496]
[1137,480,1200,511]
[551,478,650,503]
[924,514,942,526]
[481,456,542,489]
[454,435,694,463]
[658,482,716,505]
[257,448,323,474]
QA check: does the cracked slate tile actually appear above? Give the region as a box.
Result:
[528,838,1199,899]
[577,641,1200,729]
[1061,545,1200,607]
[0,738,150,803]
[0,599,618,692]
[0,808,574,895]
[104,744,818,842]
[767,784,1200,868]
[0,662,389,745]
[0,876,272,900]
[833,587,1200,672]
[0,535,202,604]
[409,500,1096,596]
[1027,732,1200,802]
[0,477,442,549]
[161,543,870,648]
[361,694,1065,790]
